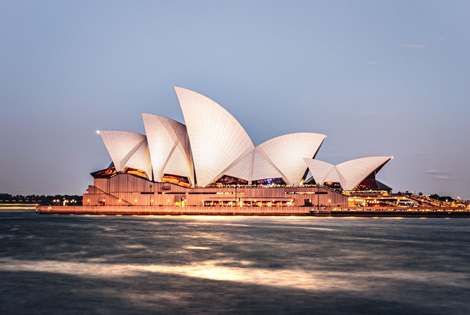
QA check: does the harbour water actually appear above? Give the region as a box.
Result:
[1,210,469,314]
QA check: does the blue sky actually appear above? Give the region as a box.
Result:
[1,1,469,198]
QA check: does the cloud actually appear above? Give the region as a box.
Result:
[367,61,377,65]
[424,170,453,181]
[402,44,426,49]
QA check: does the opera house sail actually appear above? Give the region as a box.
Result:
[84,87,392,209]
[304,156,392,191]
[174,86,255,187]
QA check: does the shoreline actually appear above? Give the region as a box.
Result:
[38,206,470,218]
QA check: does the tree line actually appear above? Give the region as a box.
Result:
[0,193,83,205]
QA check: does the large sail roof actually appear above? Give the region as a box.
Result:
[99,130,151,178]
[96,87,393,189]
[336,156,392,190]
[305,156,392,190]
[142,113,193,184]
[256,133,326,185]
[175,86,255,187]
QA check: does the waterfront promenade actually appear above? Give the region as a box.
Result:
[39,205,470,217]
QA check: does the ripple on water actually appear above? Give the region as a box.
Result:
[0,211,469,314]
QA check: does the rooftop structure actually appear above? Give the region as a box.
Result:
[91,87,392,209]
[304,156,392,191]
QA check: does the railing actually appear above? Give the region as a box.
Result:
[40,205,314,215]
[39,205,470,216]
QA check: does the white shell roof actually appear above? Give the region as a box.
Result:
[175,86,255,187]
[99,130,152,178]
[304,156,392,190]
[221,147,285,183]
[99,130,147,172]
[256,133,326,185]
[124,139,153,179]
[222,149,255,182]
[251,149,284,182]
[303,159,337,185]
[222,133,325,185]
[97,87,392,188]
[336,156,392,190]
[142,113,193,184]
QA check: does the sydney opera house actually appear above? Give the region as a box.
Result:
[84,87,392,210]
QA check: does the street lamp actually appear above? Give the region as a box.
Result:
[234,186,238,207]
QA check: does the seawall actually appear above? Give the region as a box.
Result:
[39,206,470,217]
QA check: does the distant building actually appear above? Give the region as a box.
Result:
[84,87,391,208]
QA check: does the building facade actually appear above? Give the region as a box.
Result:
[84,87,391,209]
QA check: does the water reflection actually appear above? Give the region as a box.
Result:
[1,256,468,293]
[183,246,212,250]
